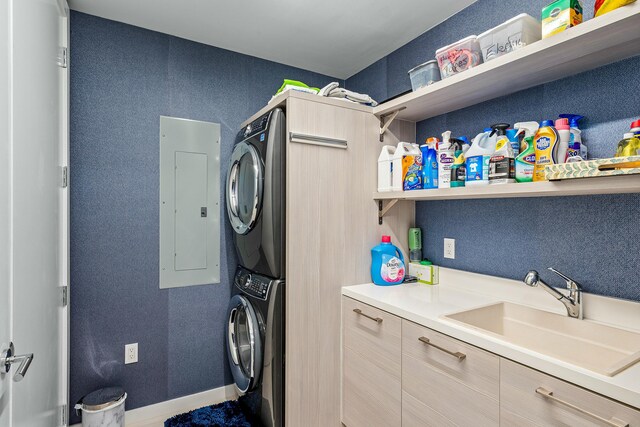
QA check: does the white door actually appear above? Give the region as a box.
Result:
[0,0,69,426]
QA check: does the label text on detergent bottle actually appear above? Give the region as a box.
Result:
[537,137,551,152]
[380,254,404,282]
[466,155,489,181]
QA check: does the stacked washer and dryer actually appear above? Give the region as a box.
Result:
[225,108,286,427]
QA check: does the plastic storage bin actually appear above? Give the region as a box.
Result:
[435,35,483,79]
[478,14,542,62]
[408,60,441,91]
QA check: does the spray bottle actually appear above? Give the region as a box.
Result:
[489,123,515,184]
[449,138,466,188]
[559,114,586,160]
[438,131,455,189]
[514,122,539,183]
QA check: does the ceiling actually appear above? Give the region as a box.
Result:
[68,0,476,79]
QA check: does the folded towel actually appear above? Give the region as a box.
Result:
[317,82,340,97]
[275,79,319,95]
[318,82,378,107]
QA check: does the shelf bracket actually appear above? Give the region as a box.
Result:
[378,199,399,225]
[379,107,405,142]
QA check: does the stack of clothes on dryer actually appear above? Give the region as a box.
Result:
[272,79,377,106]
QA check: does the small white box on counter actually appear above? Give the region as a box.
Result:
[409,262,439,285]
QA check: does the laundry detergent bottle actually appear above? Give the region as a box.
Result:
[421,140,439,189]
[533,120,560,182]
[371,236,405,286]
[465,130,495,186]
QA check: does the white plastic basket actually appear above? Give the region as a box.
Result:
[478,14,541,62]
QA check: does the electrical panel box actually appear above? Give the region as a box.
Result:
[159,116,220,288]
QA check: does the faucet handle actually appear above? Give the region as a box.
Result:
[548,267,582,291]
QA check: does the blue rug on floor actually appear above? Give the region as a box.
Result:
[164,395,261,427]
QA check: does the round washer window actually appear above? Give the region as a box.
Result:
[226,142,263,235]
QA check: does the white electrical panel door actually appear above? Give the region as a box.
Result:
[175,151,208,271]
[160,116,220,289]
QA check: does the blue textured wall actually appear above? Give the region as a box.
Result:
[70,11,339,423]
[415,56,640,302]
[346,0,640,301]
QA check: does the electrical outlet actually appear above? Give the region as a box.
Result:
[444,238,455,259]
[125,343,138,364]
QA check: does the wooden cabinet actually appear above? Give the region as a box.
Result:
[501,359,640,427]
[342,297,402,427]
[341,299,640,426]
[401,320,499,426]
[284,93,415,427]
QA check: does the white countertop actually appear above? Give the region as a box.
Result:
[342,268,640,409]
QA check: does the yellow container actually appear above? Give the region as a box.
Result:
[542,0,583,39]
[533,125,560,181]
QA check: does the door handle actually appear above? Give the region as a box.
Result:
[1,342,34,382]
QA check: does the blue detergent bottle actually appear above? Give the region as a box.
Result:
[371,236,405,286]
[420,142,438,189]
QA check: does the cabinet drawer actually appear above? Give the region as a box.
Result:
[342,297,401,427]
[402,319,500,399]
[403,350,499,426]
[342,346,401,427]
[501,358,640,426]
[342,297,401,375]
[402,391,455,427]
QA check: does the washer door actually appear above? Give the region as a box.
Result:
[226,294,263,393]
[226,141,263,235]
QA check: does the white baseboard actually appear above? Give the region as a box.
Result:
[70,384,238,427]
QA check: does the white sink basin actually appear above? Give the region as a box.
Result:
[444,302,640,376]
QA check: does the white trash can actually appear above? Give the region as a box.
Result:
[74,387,127,427]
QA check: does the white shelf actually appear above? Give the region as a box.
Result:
[374,175,640,202]
[373,3,640,122]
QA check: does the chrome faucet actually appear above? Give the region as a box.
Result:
[523,268,583,319]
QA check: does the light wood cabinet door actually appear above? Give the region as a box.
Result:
[501,358,640,426]
[342,297,402,427]
[285,96,418,427]
[401,319,500,426]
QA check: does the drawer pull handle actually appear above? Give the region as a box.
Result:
[353,309,382,324]
[418,337,466,361]
[290,132,348,149]
[535,387,629,427]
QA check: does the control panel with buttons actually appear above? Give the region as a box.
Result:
[235,268,271,300]
[242,113,270,139]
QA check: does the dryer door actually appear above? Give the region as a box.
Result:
[226,294,263,393]
[227,141,264,235]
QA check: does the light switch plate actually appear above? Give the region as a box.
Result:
[125,343,138,364]
[444,238,455,259]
